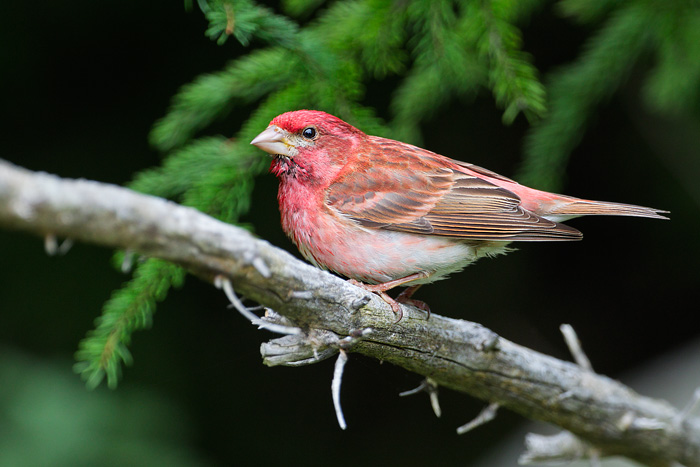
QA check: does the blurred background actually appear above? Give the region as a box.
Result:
[1,1,699,466]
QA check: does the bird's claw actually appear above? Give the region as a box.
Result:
[348,279,404,322]
[397,297,431,319]
[378,291,404,323]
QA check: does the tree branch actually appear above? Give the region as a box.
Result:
[1,159,698,466]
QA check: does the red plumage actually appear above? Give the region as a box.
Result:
[251,110,667,319]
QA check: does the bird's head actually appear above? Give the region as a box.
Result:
[251,110,364,180]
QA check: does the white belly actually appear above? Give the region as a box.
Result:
[290,211,510,284]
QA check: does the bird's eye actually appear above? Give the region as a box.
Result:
[301,127,317,139]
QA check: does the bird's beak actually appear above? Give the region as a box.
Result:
[250,125,293,157]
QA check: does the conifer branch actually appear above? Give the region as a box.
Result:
[1,159,699,466]
[460,0,547,124]
[74,259,186,389]
[519,2,656,191]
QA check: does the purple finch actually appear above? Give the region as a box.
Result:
[251,110,667,320]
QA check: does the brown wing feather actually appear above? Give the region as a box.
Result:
[326,140,582,241]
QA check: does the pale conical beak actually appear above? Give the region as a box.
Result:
[250,125,293,157]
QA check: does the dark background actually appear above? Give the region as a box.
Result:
[1,2,698,466]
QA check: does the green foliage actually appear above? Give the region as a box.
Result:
[149,48,299,152]
[77,0,700,388]
[282,0,326,17]
[459,0,548,124]
[130,137,239,200]
[642,4,700,115]
[556,0,623,23]
[199,0,299,46]
[520,2,656,189]
[315,0,408,79]
[519,0,700,191]
[392,1,484,143]
[74,260,185,389]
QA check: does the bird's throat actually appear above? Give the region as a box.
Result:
[270,155,294,177]
[271,154,313,181]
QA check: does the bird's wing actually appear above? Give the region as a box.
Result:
[326,141,582,241]
[419,170,582,240]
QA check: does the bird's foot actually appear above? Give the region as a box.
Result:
[378,291,405,323]
[396,297,431,319]
[348,279,404,322]
[396,284,430,319]
[348,279,430,322]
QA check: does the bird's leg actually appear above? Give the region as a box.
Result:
[348,271,432,322]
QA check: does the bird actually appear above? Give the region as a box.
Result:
[251,110,667,321]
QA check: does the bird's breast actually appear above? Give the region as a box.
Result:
[276,177,507,284]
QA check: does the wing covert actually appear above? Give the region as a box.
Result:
[326,141,582,241]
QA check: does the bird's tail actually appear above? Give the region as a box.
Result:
[459,169,669,222]
[543,197,669,222]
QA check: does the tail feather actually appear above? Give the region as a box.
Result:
[546,199,669,221]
